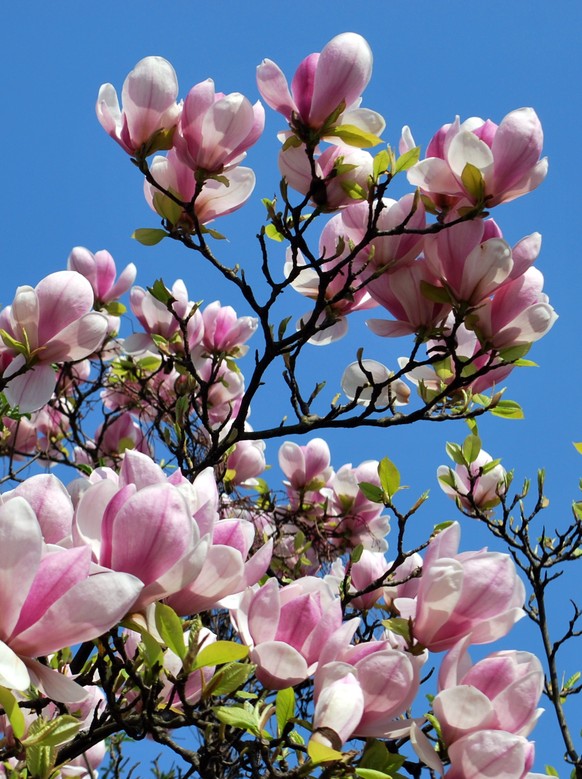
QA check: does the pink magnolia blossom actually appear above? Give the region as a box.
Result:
[467,267,557,349]
[283,215,378,345]
[145,149,256,226]
[398,318,515,399]
[444,730,535,779]
[436,639,544,743]
[225,438,267,487]
[231,576,342,689]
[165,515,273,615]
[71,451,213,612]
[407,108,548,209]
[279,438,332,492]
[279,142,373,210]
[424,220,513,306]
[341,195,426,274]
[322,461,391,551]
[67,247,136,306]
[366,257,451,338]
[311,670,364,748]
[395,522,525,652]
[0,271,108,413]
[0,496,142,698]
[341,359,411,408]
[312,619,423,744]
[96,56,181,157]
[327,550,390,610]
[2,474,74,545]
[174,79,264,173]
[124,278,202,357]
[199,301,258,356]
[438,450,507,512]
[257,33,384,139]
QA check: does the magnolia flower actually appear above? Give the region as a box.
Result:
[96,56,181,157]
[0,496,141,699]
[0,271,108,413]
[407,108,548,209]
[395,522,525,652]
[257,32,384,140]
[174,79,264,173]
[145,149,256,226]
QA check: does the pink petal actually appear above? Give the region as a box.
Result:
[256,58,297,119]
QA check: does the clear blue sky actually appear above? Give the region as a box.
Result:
[2,1,581,771]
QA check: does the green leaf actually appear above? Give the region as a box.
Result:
[433,520,455,534]
[147,279,174,305]
[278,316,292,340]
[462,433,481,464]
[481,458,502,475]
[26,743,56,779]
[446,442,465,465]
[139,630,164,669]
[282,134,302,151]
[152,191,183,224]
[419,280,452,304]
[201,226,227,240]
[155,602,187,661]
[545,766,560,777]
[490,399,524,419]
[513,358,538,367]
[392,146,421,175]
[192,640,249,670]
[382,618,411,642]
[132,228,168,246]
[351,544,364,564]
[573,442,582,455]
[276,687,295,736]
[359,740,406,774]
[265,223,285,242]
[328,124,383,148]
[373,149,391,180]
[104,301,126,316]
[460,162,485,201]
[206,662,255,697]
[307,739,345,764]
[358,482,384,503]
[356,770,393,779]
[214,705,261,736]
[21,715,80,748]
[0,687,25,739]
[498,343,531,363]
[378,457,400,497]
[340,180,367,200]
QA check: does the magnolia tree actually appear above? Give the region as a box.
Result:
[0,31,579,779]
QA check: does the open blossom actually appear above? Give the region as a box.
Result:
[438,449,507,512]
[67,247,136,308]
[341,195,427,274]
[0,496,142,698]
[279,142,373,210]
[257,32,384,140]
[407,108,548,209]
[71,451,213,611]
[311,619,423,746]
[395,522,525,652]
[199,301,258,356]
[145,149,256,226]
[231,577,342,689]
[0,271,108,413]
[366,257,451,338]
[436,639,544,744]
[97,56,181,157]
[174,79,264,173]
[444,730,535,779]
[467,267,557,349]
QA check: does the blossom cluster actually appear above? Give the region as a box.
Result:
[0,31,561,779]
